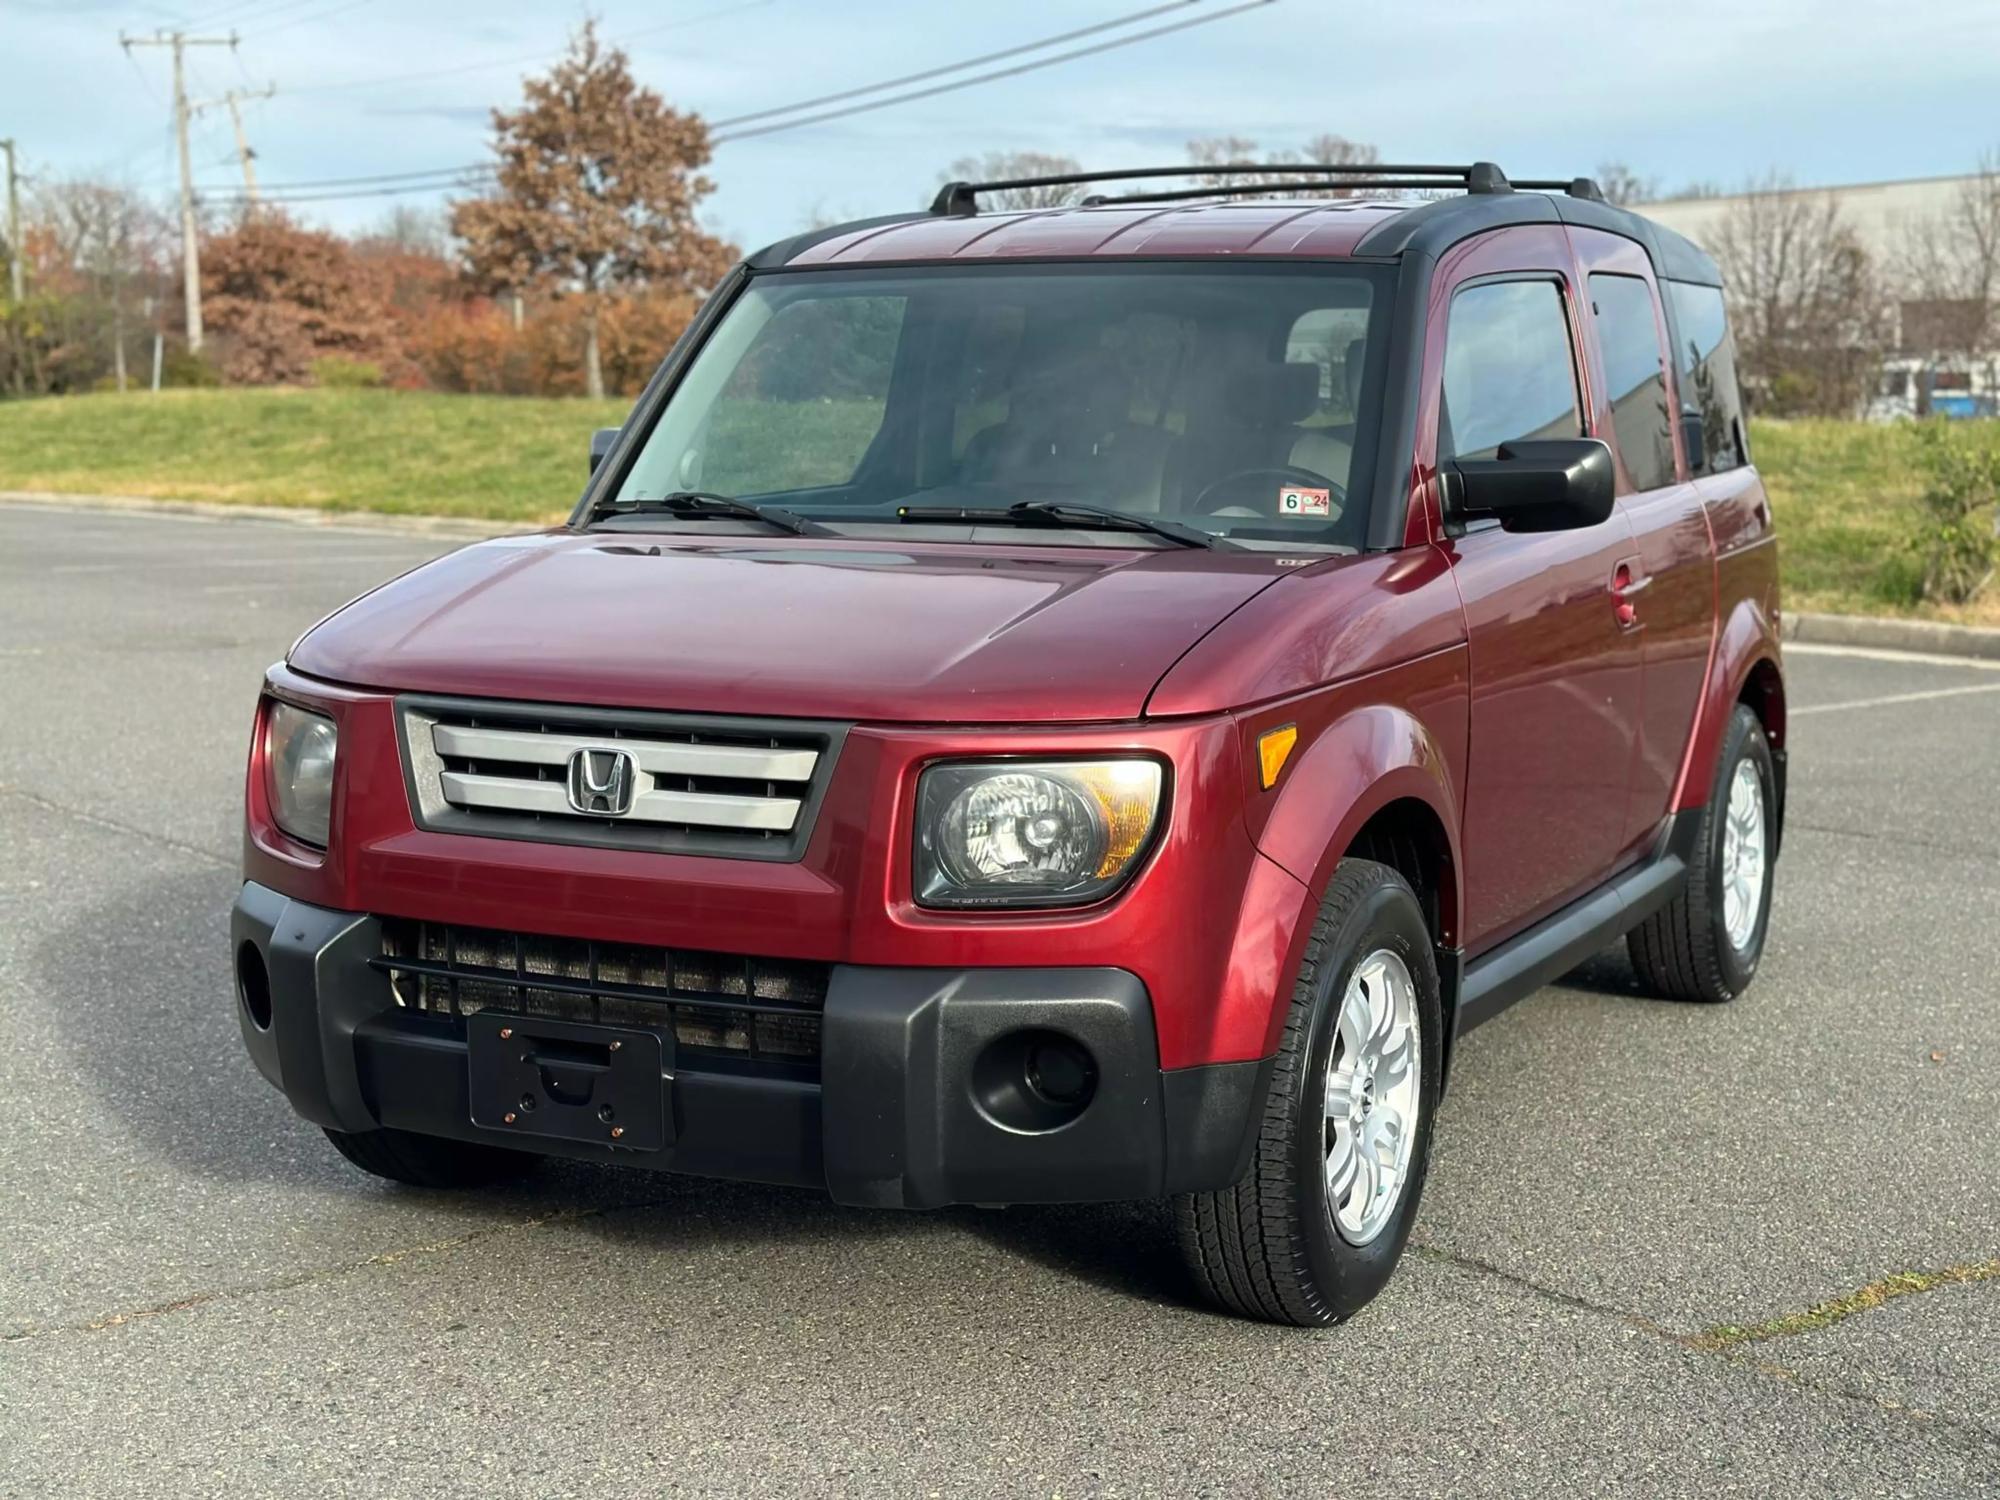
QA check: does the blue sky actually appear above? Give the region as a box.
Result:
[8,0,1999,252]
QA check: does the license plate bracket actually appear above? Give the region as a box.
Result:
[467,1012,670,1151]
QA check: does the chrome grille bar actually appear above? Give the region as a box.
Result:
[439,771,802,830]
[432,722,818,782]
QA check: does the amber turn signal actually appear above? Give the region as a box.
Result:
[1257,725,1298,790]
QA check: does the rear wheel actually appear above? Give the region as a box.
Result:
[323,1126,537,1189]
[1174,859,1442,1326]
[1628,703,1777,1003]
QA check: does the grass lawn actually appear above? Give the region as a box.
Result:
[3,389,1996,623]
[0,388,629,523]
[1755,418,2000,627]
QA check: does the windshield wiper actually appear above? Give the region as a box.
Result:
[599,492,838,538]
[893,500,1227,550]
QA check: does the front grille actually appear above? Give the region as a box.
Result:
[396,695,844,861]
[374,919,830,1066]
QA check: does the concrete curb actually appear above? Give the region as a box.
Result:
[0,489,531,541]
[1784,610,2000,663]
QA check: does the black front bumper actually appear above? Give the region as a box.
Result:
[231,883,1268,1208]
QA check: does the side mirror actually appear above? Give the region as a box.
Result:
[1446,438,1616,533]
[589,427,621,477]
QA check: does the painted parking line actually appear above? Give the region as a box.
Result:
[1794,682,2000,716]
[1786,642,2000,672]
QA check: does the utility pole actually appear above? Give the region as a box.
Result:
[197,85,276,204]
[119,29,237,353]
[1,137,22,306]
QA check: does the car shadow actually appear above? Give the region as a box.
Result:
[1548,946,1651,1000]
[36,864,1201,1310]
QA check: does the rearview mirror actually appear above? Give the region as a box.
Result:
[1446,438,1615,533]
[589,427,620,477]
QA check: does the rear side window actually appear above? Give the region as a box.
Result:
[1666,281,1749,473]
[1588,273,1677,491]
[1439,280,1582,461]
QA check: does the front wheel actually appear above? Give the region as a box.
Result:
[1174,859,1442,1326]
[1628,703,1778,1003]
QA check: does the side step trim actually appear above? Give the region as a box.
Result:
[1455,809,1701,1036]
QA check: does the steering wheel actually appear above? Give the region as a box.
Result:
[1191,464,1345,517]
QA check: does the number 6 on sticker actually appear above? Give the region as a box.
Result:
[1278,486,1331,517]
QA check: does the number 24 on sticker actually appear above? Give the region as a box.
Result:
[1278,486,1331,517]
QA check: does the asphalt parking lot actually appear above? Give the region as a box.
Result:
[2,499,1996,1498]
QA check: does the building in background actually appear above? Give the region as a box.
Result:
[1648,172,1999,420]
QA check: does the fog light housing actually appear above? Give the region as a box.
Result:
[972,1028,1098,1132]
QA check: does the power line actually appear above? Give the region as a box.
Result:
[245,0,381,42]
[221,163,491,192]
[712,0,1202,130]
[204,0,1275,205]
[710,0,1276,143]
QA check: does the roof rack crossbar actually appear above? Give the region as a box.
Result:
[930,161,1515,215]
[1080,180,1475,206]
[1512,176,1608,203]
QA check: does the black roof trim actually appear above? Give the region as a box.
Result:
[1354,192,1721,287]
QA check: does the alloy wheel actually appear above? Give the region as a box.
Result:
[1721,758,1768,952]
[1323,948,1421,1246]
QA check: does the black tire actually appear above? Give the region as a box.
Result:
[323,1126,537,1189]
[1174,859,1442,1326]
[1628,703,1777,1004]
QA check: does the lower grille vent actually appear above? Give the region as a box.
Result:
[374,919,829,1065]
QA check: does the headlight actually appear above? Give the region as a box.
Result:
[915,759,1164,909]
[264,700,338,848]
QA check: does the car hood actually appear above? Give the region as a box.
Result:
[289,531,1298,722]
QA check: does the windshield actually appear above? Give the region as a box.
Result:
[608,263,1390,549]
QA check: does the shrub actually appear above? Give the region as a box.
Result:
[159,345,221,388]
[310,355,386,388]
[1908,420,2000,604]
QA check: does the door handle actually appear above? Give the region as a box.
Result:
[1611,559,1650,628]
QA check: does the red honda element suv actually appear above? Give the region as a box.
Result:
[234,161,1784,1326]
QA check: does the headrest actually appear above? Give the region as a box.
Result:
[1224,361,1322,427]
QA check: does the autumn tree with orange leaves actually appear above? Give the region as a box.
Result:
[451,22,735,399]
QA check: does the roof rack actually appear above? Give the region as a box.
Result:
[928,162,1606,215]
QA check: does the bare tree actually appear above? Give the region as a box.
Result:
[1896,149,2000,356]
[1187,134,1384,196]
[1185,135,1275,188]
[1298,134,1382,198]
[32,178,169,392]
[939,151,1085,209]
[1710,173,1890,416]
[371,204,450,258]
[1594,160,1659,206]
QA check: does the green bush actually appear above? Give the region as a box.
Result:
[1907,421,2000,604]
[159,347,221,389]
[310,355,387,389]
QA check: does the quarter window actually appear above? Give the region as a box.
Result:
[1439,280,1582,461]
[1665,280,1749,473]
[1588,273,1677,491]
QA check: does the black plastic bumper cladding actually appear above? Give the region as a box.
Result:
[231,883,1268,1207]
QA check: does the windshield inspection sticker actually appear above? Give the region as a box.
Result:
[1278,486,1331,518]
